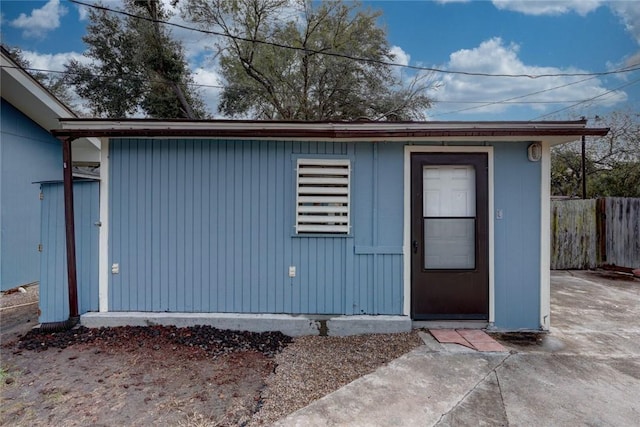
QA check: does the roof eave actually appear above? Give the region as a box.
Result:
[1,48,76,129]
[52,119,609,145]
[1,48,101,152]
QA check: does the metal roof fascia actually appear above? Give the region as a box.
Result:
[56,118,591,130]
[52,120,609,143]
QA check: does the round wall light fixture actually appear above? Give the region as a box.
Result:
[527,142,542,162]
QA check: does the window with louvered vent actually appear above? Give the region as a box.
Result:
[296,159,351,234]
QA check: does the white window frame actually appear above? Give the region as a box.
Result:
[295,158,351,235]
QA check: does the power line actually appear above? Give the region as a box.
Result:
[434,100,597,104]
[0,64,226,89]
[430,74,602,117]
[2,63,634,109]
[428,60,639,116]
[531,77,640,120]
[68,0,640,80]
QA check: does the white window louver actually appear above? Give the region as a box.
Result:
[296,159,351,234]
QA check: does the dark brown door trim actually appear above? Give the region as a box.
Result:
[410,152,489,320]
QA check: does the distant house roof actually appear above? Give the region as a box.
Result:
[53,118,609,146]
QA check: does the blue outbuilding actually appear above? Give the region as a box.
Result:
[43,119,608,334]
[0,47,100,292]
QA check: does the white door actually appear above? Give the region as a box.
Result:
[422,165,476,269]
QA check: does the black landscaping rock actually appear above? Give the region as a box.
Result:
[17,325,292,357]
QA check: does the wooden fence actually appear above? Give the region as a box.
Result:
[551,197,640,270]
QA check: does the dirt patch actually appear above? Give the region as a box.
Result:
[1,325,422,426]
[488,332,545,347]
[0,284,40,346]
[0,284,38,309]
[1,326,290,426]
[1,288,424,426]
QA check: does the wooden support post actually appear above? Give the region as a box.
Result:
[581,135,586,199]
[61,137,79,319]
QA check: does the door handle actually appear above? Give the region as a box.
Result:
[412,240,418,254]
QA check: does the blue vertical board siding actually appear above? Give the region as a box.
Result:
[349,142,404,315]
[108,138,542,326]
[109,139,403,315]
[74,182,100,315]
[353,143,374,246]
[39,183,66,322]
[39,181,99,323]
[374,143,405,246]
[273,141,285,312]
[493,142,541,329]
[0,100,62,290]
[290,237,347,314]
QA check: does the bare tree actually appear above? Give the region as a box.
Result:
[551,109,640,197]
[181,0,434,120]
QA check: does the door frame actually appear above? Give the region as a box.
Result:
[403,145,495,323]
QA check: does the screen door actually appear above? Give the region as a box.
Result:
[411,153,489,320]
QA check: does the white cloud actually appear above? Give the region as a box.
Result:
[624,51,640,68]
[491,0,603,16]
[193,67,222,87]
[427,37,627,119]
[437,1,639,49]
[157,0,218,63]
[192,67,224,118]
[19,50,92,115]
[389,46,410,66]
[10,0,68,39]
[608,1,640,45]
[77,4,90,21]
[21,50,88,72]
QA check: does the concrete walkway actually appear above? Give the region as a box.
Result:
[276,270,640,426]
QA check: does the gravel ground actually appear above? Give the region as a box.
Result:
[0,284,40,345]
[1,287,425,425]
[250,331,424,426]
[0,284,38,310]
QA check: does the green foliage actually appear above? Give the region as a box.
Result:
[551,110,640,198]
[3,45,30,69]
[551,149,585,198]
[181,0,433,120]
[589,161,640,198]
[65,1,207,119]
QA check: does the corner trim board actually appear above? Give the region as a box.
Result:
[98,138,109,312]
[540,141,551,330]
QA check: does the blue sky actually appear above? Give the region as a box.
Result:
[1,0,639,121]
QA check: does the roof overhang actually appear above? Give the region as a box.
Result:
[53,118,609,146]
[1,48,100,156]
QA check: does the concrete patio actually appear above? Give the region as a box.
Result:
[275,270,640,426]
